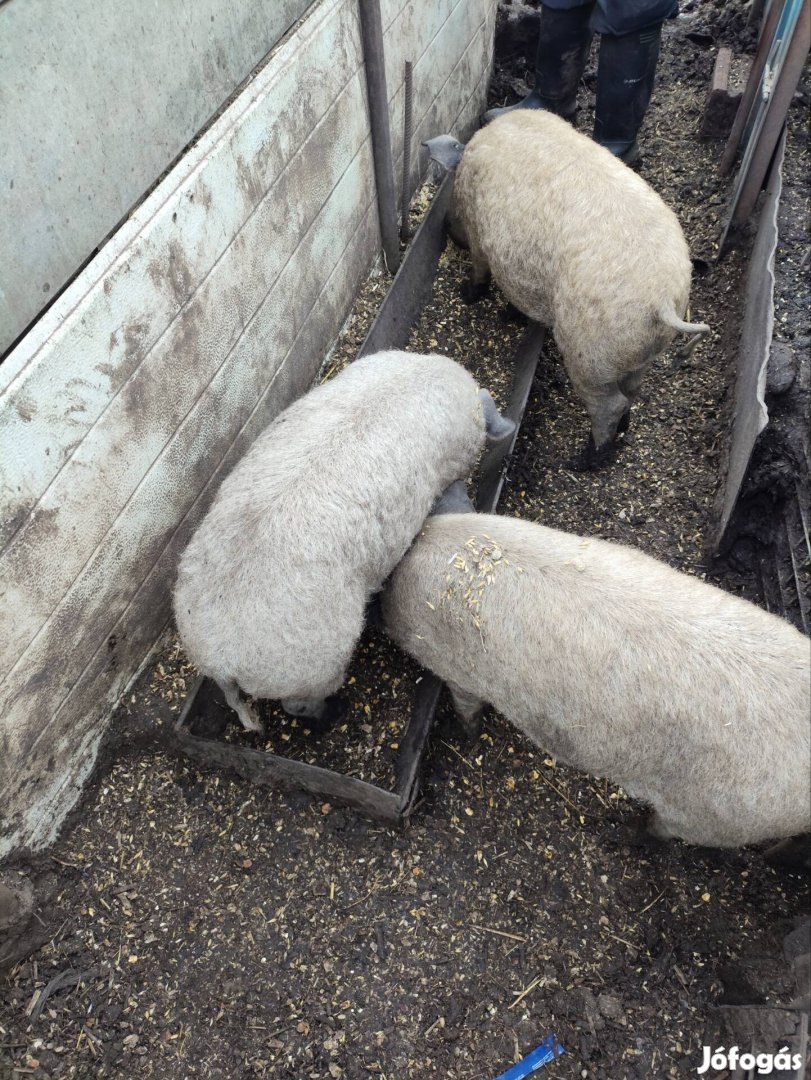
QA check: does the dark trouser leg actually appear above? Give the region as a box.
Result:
[485,2,594,122]
[593,21,664,163]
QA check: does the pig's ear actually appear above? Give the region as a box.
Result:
[422,135,466,170]
[479,388,515,442]
[430,480,476,516]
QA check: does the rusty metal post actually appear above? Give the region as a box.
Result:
[730,0,810,224]
[720,0,786,174]
[400,60,414,242]
[719,0,810,250]
[358,0,401,272]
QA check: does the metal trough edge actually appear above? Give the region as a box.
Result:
[174,677,402,822]
[358,173,454,358]
[478,321,546,512]
[713,128,785,549]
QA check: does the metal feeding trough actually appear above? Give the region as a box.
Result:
[172,176,547,823]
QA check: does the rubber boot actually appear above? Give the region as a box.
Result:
[593,22,663,164]
[485,4,594,123]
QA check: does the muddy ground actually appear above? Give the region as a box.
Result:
[1,4,809,1078]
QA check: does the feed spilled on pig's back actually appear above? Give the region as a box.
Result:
[382,511,810,848]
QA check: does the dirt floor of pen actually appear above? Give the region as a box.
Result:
[1,3,809,1078]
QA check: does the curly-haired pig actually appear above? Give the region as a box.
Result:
[424,111,710,469]
[382,510,810,848]
[173,351,514,732]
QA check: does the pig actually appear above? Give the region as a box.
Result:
[173,351,514,732]
[424,111,710,469]
[382,508,811,848]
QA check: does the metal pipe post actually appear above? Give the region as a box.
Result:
[358,0,401,272]
[400,60,414,242]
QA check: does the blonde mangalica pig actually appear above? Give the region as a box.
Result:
[424,111,709,469]
[173,351,513,732]
[383,505,810,848]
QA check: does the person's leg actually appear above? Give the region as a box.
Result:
[485,1,595,122]
[592,0,678,163]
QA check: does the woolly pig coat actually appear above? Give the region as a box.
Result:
[452,111,705,452]
[174,352,488,715]
[383,513,811,847]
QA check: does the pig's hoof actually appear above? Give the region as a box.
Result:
[324,694,349,725]
[498,302,525,325]
[763,835,811,871]
[456,715,483,743]
[613,810,666,849]
[566,449,609,472]
[460,280,490,305]
[566,449,592,472]
[567,435,613,472]
[305,696,349,736]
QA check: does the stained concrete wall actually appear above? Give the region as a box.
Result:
[0,0,496,856]
[0,0,314,356]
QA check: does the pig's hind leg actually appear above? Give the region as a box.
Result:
[617,368,646,434]
[447,681,487,742]
[460,249,492,304]
[220,679,264,734]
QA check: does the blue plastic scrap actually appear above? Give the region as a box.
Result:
[493,1034,565,1080]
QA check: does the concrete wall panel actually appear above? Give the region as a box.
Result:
[3,206,380,852]
[0,0,363,550]
[0,146,376,771]
[0,0,495,856]
[1,72,371,677]
[0,0,315,354]
[384,0,495,204]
